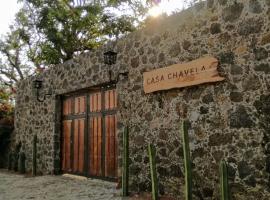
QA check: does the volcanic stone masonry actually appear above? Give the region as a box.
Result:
[13,0,270,199]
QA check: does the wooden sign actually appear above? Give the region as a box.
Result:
[143,56,224,93]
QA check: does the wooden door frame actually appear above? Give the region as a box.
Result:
[60,84,118,182]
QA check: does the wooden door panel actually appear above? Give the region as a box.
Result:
[90,92,101,112]
[62,88,117,179]
[63,99,72,116]
[105,89,117,110]
[75,96,86,114]
[62,120,72,172]
[89,116,102,176]
[105,115,117,177]
[73,119,85,173]
[78,119,85,172]
[73,119,79,172]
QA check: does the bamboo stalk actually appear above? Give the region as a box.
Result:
[32,135,37,176]
[122,126,129,196]
[19,151,26,174]
[182,120,192,200]
[148,144,158,200]
[220,160,229,200]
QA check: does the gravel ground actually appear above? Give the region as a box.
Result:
[0,170,123,200]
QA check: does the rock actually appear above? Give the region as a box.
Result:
[261,32,270,45]
[192,147,207,158]
[266,0,270,6]
[24,96,29,103]
[228,164,236,180]
[211,15,219,21]
[134,154,142,162]
[218,0,227,5]
[144,112,153,121]
[183,87,204,101]
[169,42,181,57]
[134,135,145,146]
[138,47,144,55]
[254,63,270,74]
[159,148,167,157]
[238,161,252,179]
[182,40,191,50]
[176,103,188,118]
[129,49,137,57]
[142,55,147,64]
[244,175,256,187]
[222,3,244,22]
[219,52,235,64]
[170,164,183,177]
[138,181,150,191]
[230,92,243,102]
[131,56,140,68]
[150,35,161,46]
[229,106,254,128]
[210,23,222,34]
[207,0,214,8]
[202,93,214,104]
[195,1,205,11]
[230,65,243,75]
[254,159,264,170]
[130,164,141,175]
[149,55,157,64]
[249,0,262,13]
[234,45,248,55]
[242,74,261,91]
[218,32,231,44]
[266,156,270,173]
[254,94,270,115]
[134,42,140,48]
[159,184,165,195]
[158,129,167,140]
[158,166,168,176]
[203,187,214,198]
[200,106,208,114]
[254,48,268,60]
[212,150,224,163]
[158,53,165,63]
[208,132,233,146]
[238,18,263,36]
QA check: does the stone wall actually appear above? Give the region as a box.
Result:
[14,0,270,199]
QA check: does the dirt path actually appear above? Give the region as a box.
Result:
[0,170,122,200]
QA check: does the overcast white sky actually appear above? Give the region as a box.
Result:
[0,0,22,36]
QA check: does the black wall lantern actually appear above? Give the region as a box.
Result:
[103,50,128,84]
[104,50,117,65]
[33,79,52,102]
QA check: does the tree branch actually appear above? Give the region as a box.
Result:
[0,69,19,83]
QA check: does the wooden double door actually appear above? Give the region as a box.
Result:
[61,87,118,180]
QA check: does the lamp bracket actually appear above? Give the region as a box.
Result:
[36,89,52,102]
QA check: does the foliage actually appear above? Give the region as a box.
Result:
[0,0,151,89]
[0,27,34,87]
[0,0,200,89]
[16,0,151,66]
[0,87,14,123]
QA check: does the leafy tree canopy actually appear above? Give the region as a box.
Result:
[0,86,14,123]
[0,0,199,89]
[17,0,151,66]
[0,0,152,89]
